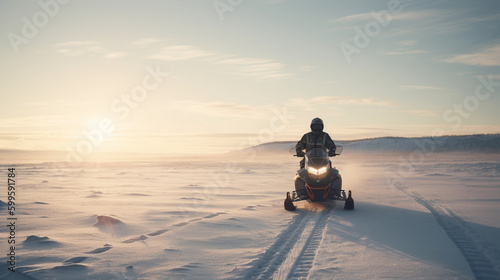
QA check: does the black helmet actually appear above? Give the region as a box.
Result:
[310,117,324,133]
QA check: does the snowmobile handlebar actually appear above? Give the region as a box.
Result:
[294,150,341,157]
[294,153,336,157]
[289,146,343,157]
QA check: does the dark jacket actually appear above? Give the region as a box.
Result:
[296,131,336,153]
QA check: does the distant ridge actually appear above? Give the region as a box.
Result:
[248,134,500,153]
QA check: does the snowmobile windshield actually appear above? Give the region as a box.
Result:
[305,148,328,164]
[305,148,330,176]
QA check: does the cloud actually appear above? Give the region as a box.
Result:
[54,41,100,47]
[153,132,263,139]
[397,40,416,46]
[149,45,292,79]
[104,52,129,58]
[390,10,444,21]
[54,41,129,59]
[399,85,444,91]
[332,13,373,23]
[132,37,163,45]
[384,39,423,54]
[214,57,291,79]
[56,49,85,56]
[407,110,438,117]
[0,115,87,150]
[170,100,273,119]
[288,96,394,108]
[333,9,494,38]
[55,39,292,79]
[238,62,290,79]
[329,9,456,34]
[387,49,428,55]
[388,10,500,37]
[0,115,81,129]
[147,45,219,61]
[54,41,103,56]
[443,44,500,66]
[333,10,441,23]
[215,57,270,65]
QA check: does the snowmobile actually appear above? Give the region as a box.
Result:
[284,146,354,211]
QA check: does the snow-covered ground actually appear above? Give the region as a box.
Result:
[1,136,500,279]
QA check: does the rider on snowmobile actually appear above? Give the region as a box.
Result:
[295,117,336,169]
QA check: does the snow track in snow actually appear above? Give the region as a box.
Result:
[241,210,330,280]
[397,184,500,280]
[286,210,329,279]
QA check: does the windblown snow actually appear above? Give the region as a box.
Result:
[1,134,499,279]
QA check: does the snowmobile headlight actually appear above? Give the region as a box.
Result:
[317,166,328,175]
[307,167,316,175]
[307,166,328,176]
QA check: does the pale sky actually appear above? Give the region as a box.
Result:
[1,0,500,158]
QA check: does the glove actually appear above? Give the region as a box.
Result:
[328,149,336,157]
[296,150,305,157]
